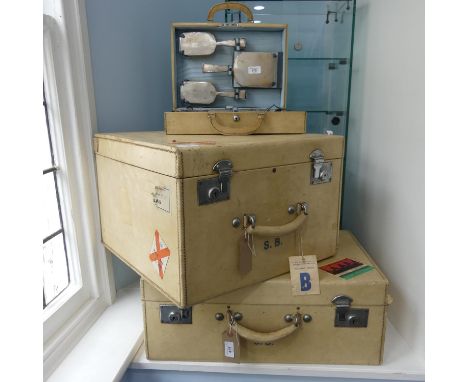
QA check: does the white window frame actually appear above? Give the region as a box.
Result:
[43,0,115,378]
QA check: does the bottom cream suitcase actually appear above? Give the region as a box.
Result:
[141,231,391,365]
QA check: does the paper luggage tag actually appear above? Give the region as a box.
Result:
[222,329,240,363]
[289,255,320,295]
[239,230,256,275]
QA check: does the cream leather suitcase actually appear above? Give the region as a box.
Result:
[166,2,306,135]
[141,231,391,365]
[95,131,344,307]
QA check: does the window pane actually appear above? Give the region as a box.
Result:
[43,99,54,169]
[43,232,69,305]
[43,172,62,239]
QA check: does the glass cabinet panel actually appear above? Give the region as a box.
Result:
[225,0,356,136]
[287,58,349,112]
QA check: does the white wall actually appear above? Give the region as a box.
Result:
[342,0,424,361]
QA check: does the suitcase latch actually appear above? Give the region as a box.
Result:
[332,295,369,328]
[160,304,192,324]
[197,160,233,205]
[310,149,333,185]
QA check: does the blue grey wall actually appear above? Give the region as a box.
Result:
[86,0,216,132]
[86,0,215,289]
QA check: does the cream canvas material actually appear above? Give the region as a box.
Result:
[164,111,307,135]
[95,132,344,307]
[141,231,390,365]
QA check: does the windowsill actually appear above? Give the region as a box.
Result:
[47,284,424,382]
[129,321,424,381]
[47,283,143,382]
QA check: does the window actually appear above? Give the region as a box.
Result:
[43,1,114,377]
[42,21,89,329]
[43,86,72,308]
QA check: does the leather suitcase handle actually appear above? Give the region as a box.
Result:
[229,311,302,343]
[207,111,265,135]
[246,204,308,237]
[207,2,254,22]
[235,321,299,343]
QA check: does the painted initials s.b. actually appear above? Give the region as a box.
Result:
[300,272,312,291]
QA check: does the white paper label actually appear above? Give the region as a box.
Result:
[289,255,320,296]
[152,186,170,213]
[248,66,262,74]
[224,341,235,358]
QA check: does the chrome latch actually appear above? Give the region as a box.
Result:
[243,214,256,229]
[160,305,192,324]
[332,295,369,328]
[310,149,333,185]
[298,202,309,215]
[197,160,233,205]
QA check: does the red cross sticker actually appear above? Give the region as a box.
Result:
[149,229,171,279]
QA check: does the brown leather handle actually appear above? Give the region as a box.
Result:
[246,209,308,237]
[207,2,254,22]
[229,311,302,343]
[235,321,299,343]
[207,111,265,135]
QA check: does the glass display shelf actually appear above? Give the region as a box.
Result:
[289,57,349,60]
[225,0,356,136]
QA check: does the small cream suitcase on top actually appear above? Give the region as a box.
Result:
[95,132,344,307]
[141,231,391,365]
[165,2,306,135]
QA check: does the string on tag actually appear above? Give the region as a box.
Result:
[227,310,240,348]
[296,228,305,259]
[223,310,241,362]
[300,230,304,259]
[248,232,256,256]
[228,310,235,336]
[244,228,256,257]
[229,311,240,350]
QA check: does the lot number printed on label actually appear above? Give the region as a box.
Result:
[224,341,235,358]
[222,330,240,362]
[248,66,262,74]
[289,255,320,295]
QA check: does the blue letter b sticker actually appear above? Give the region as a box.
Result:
[300,272,312,291]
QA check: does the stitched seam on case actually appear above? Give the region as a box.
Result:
[95,152,180,179]
[335,158,344,251]
[175,151,188,307]
[95,136,178,154]
[379,283,389,363]
[142,282,150,359]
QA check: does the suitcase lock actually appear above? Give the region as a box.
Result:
[160,304,192,324]
[197,160,233,205]
[310,149,333,185]
[332,295,369,328]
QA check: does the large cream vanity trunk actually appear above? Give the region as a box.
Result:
[94,131,344,307]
